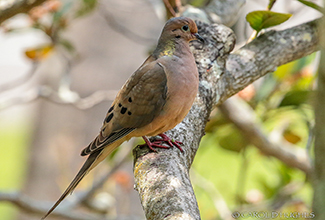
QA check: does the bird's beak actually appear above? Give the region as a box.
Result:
[193,33,204,43]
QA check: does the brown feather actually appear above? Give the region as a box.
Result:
[42,17,202,219]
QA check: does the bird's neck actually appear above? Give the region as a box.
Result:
[153,39,189,58]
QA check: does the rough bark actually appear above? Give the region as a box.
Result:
[182,0,246,26]
[133,18,320,220]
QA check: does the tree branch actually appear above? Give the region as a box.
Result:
[0,0,47,24]
[133,22,236,220]
[0,191,105,220]
[0,86,118,110]
[219,96,312,175]
[133,18,320,219]
[223,19,319,103]
[98,7,156,45]
[0,144,138,219]
[182,0,246,26]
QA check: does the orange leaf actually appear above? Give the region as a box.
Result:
[25,44,53,60]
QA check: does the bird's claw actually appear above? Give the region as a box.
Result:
[140,134,183,152]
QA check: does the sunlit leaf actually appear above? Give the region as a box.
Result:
[25,44,54,60]
[297,0,324,14]
[283,129,302,144]
[246,11,292,33]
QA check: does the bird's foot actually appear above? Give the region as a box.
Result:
[155,134,183,152]
[140,134,183,152]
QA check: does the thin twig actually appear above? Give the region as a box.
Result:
[67,143,133,209]
[163,0,177,17]
[0,86,118,110]
[0,191,103,220]
[0,0,47,24]
[98,7,156,45]
[0,61,38,93]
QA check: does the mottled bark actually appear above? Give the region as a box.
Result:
[133,18,320,220]
[182,0,246,26]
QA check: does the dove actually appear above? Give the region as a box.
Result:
[42,16,203,219]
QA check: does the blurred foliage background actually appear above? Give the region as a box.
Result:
[0,0,322,219]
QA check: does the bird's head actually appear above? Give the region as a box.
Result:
[162,17,204,43]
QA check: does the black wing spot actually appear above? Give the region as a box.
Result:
[118,103,122,107]
[175,35,181,39]
[105,113,114,123]
[128,97,132,102]
[121,107,127,114]
[108,105,114,113]
[128,111,132,115]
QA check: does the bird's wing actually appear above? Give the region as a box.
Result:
[81,56,168,156]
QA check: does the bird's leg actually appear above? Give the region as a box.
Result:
[140,136,170,152]
[140,134,183,152]
[152,133,183,152]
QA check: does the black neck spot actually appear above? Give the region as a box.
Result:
[105,113,114,123]
[120,107,127,114]
[108,105,114,113]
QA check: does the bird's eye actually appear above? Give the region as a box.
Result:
[181,25,189,32]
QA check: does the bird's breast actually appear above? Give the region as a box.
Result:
[135,54,199,137]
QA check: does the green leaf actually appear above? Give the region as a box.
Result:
[218,126,248,152]
[279,90,312,107]
[59,39,76,53]
[246,11,292,32]
[297,0,324,14]
[75,0,98,18]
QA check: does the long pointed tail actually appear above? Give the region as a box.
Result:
[41,149,102,219]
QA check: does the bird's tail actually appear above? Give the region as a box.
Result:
[41,149,102,219]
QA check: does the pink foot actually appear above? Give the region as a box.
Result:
[140,134,183,152]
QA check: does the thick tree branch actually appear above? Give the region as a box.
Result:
[133,18,320,220]
[0,0,46,24]
[219,96,312,175]
[182,0,246,26]
[133,22,236,220]
[223,19,319,103]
